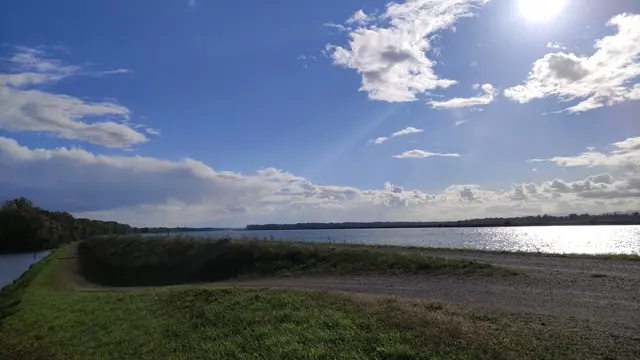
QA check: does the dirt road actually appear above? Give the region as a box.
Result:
[59,243,640,339]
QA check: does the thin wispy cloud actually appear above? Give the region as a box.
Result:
[96,68,131,75]
[323,23,350,32]
[368,127,424,145]
[393,150,460,159]
[429,84,496,109]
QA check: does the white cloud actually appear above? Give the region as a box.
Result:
[393,150,460,158]
[95,69,131,75]
[368,126,423,144]
[323,23,351,32]
[326,0,489,102]
[9,46,78,74]
[1,136,639,226]
[0,47,147,148]
[531,136,640,170]
[346,9,374,25]
[370,137,389,145]
[546,42,566,50]
[455,120,467,126]
[429,83,496,109]
[144,127,161,136]
[384,181,404,193]
[505,14,640,113]
[392,126,423,137]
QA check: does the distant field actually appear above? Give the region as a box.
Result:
[1,247,638,360]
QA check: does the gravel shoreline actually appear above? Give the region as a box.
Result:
[225,250,640,339]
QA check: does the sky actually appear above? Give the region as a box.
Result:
[1,0,640,227]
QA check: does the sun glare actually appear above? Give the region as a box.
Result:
[519,0,565,22]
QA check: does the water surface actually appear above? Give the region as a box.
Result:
[0,251,51,290]
[179,225,640,255]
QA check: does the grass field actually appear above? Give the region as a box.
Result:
[1,245,638,359]
[77,235,514,286]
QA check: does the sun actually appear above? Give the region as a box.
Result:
[519,0,565,22]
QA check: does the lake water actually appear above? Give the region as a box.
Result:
[179,225,640,255]
[0,251,51,290]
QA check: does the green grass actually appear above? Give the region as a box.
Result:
[1,248,638,360]
[78,235,514,286]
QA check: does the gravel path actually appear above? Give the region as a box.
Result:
[59,243,640,339]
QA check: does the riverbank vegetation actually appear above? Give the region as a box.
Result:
[1,249,637,360]
[78,235,511,286]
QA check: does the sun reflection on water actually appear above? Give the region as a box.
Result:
[480,226,640,254]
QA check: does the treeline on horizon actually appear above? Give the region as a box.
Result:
[0,197,231,253]
[0,197,137,254]
[246,212,640,230]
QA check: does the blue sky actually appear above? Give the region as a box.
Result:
[1,0,640,226]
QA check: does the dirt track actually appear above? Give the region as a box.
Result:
[59,243,640,339]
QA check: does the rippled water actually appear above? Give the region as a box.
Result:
[0,251,51,290]
[183,225,640,255]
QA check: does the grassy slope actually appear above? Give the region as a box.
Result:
[77,236,513,286]
[1,247,638,360]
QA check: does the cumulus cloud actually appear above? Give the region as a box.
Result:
[505,14,640,113]
[384,181,404,193]
[393,150,460,158]
[530,136,640,170]
[368,126,423,144]
[326,0,488,102]
[0,136,442,225]
[0,47,147,148]
[533,173,640,200]
[429,83,496,109]
[1,137,639,226]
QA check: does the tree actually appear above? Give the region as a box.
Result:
[2,197,34,211]
[0,197,135,253]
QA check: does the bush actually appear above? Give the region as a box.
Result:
[78,235,501,286]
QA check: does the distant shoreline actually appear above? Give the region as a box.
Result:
[244,220,640,231]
